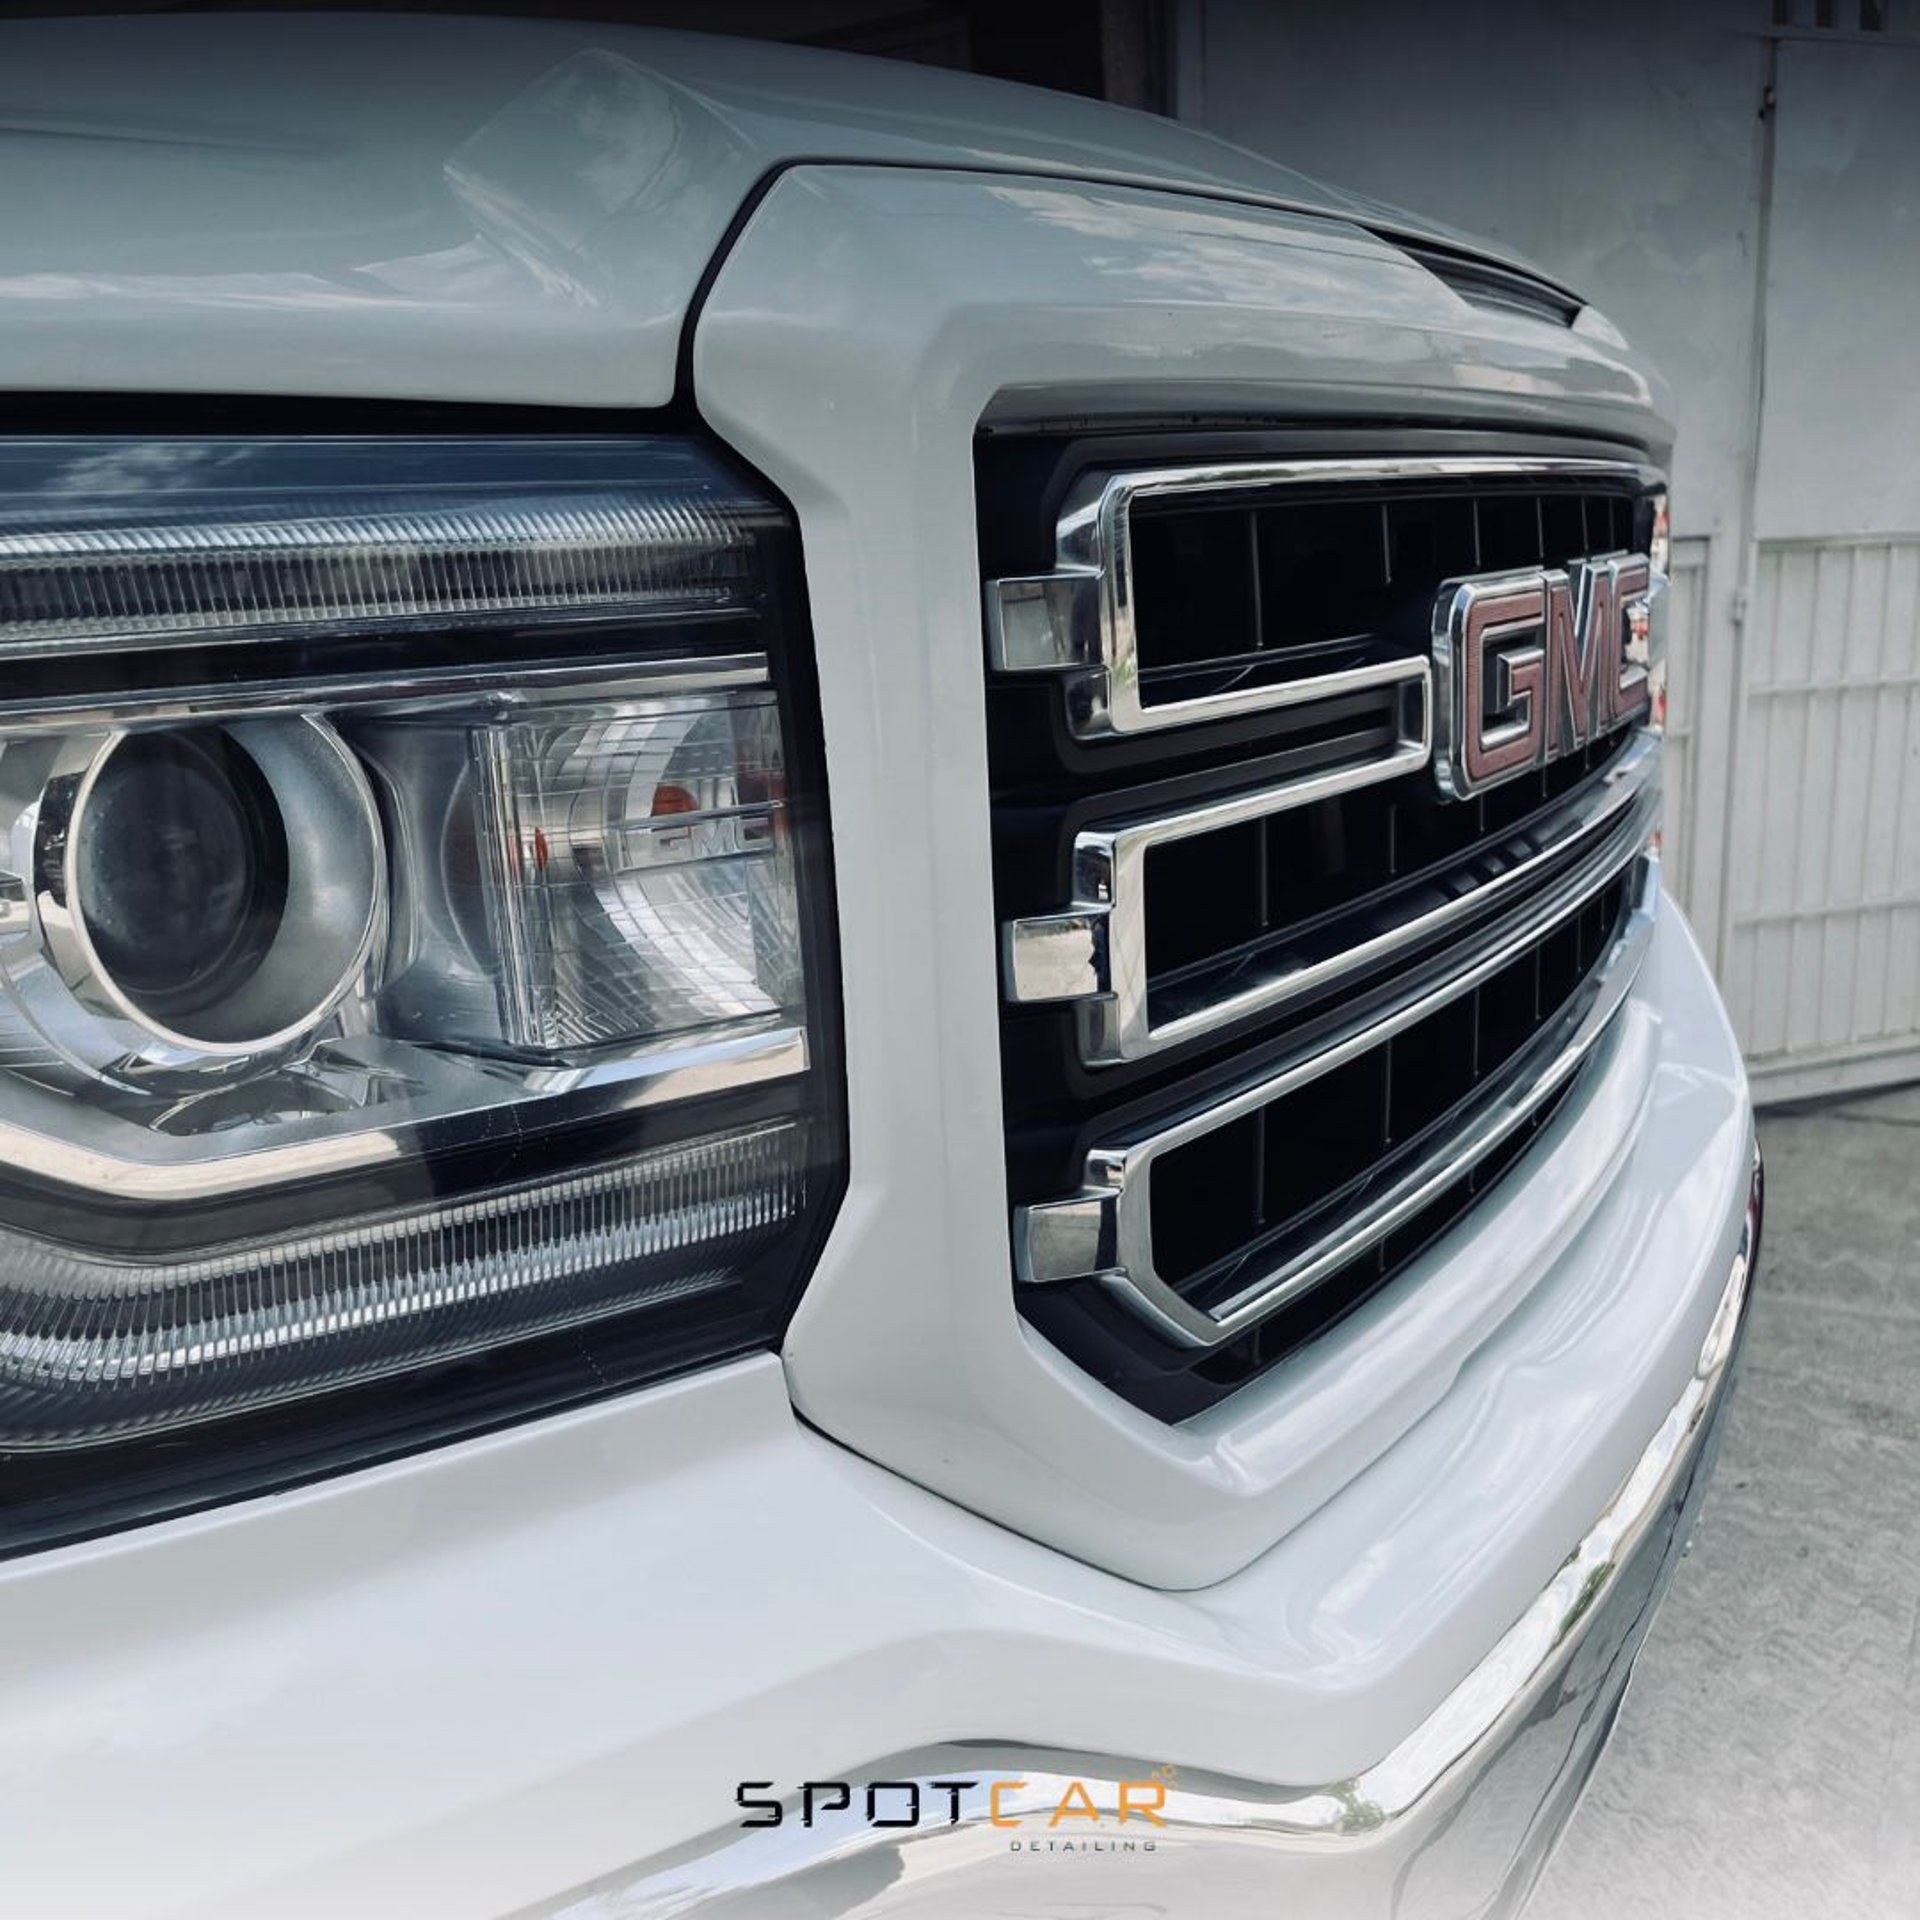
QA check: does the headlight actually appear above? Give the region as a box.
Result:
[0,434,842,1549]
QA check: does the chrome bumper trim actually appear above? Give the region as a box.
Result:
[525,1146,1761,1918]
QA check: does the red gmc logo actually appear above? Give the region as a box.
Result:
[1434,553,1655,798]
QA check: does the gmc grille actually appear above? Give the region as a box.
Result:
[979,432,1665,1421]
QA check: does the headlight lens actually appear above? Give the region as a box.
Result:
[75,726,293,1022]
[29,714,383,1072]
[0,434,841,1541]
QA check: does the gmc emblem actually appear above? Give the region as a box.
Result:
[1433,552,1655,799]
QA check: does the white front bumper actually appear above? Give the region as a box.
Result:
[0,894,1754,1920]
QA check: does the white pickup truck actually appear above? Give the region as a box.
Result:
[0,16,1759,1919]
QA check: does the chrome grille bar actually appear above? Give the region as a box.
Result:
[987,455,1664,741]
[1016,847,1657,1352]
[1007,728,1660,1066]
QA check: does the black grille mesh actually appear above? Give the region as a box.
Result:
[1151,868,1632,1309]
[1127,485,1642,712]
[1141,734,1612,1008]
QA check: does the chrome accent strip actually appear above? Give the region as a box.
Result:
[1017,848,1658,1350]
[986,456,1664,740]
[0,1020,809,1204]
[1003,909,1110,1005]
[1148,734,1655,1061]
[521,1151,1760,1918]
[1008,720,1655,1066]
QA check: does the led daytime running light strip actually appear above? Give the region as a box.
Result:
[0,491,765,651]
[0,1118,809,1438]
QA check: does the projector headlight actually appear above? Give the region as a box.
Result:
[13,714,383,1080]
[0,434,842,1548]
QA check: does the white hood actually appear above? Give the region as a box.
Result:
[0,13,1583,409]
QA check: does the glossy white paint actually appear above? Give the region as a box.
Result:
[0,903,1748,1920]
[696,161,1677,1587]
[0,12,1564,412]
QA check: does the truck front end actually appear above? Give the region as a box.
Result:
[0,19,1757,1919]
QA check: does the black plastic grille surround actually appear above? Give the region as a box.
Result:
[981,426,1656,1421]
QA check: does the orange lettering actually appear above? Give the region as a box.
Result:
[1049,1779,1102,1827]
[989,1780,1027,1829]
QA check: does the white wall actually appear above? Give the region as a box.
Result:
[1758,34,1920,540]
[1179,0,1920,1099]
[1728,32,1920,1093]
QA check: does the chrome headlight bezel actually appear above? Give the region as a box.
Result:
[6,713,385,1085]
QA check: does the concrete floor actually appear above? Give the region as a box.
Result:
[1529,1086,1920,1920]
